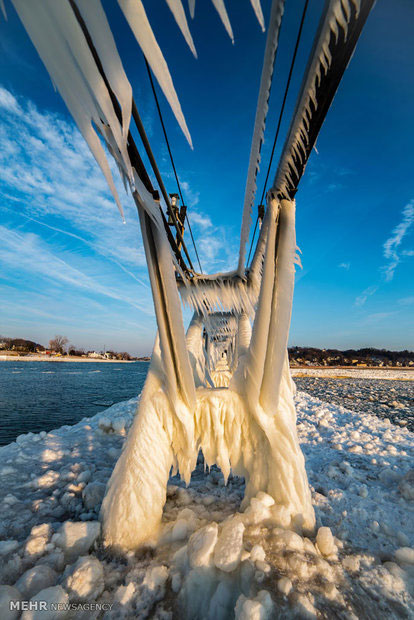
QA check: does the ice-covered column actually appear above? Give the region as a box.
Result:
[237,312,252,359]
[101,195,198,550]
[232,198,315,531]
[186,312,214,388]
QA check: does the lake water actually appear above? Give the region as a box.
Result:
[1,363,412,447]
[0,361,149,446]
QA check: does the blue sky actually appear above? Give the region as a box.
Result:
[0,0,413,355]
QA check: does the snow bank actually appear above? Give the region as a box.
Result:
[0,392,413,617]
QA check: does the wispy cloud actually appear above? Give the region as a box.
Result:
[0,225,153,314]
[354,285,378,307]
[398,296,414,306]
[382,200,414,281]
[354,199,414,306]
[338,262,350,270]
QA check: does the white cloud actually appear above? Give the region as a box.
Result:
[354,200,414,306]
[354,285,378,307]
[0,86,22,114]
[338,262,350,270]
[0,225,153,314]
[382,200,414,281]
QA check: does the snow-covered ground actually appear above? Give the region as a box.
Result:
[0,390,413,619]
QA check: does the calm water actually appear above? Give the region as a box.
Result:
[0,361,149,446]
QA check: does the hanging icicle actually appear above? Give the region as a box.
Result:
[164,0,197,57]
[118,0,193,147]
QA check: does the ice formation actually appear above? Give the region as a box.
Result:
[237,0,285,275]
[165,0,197,58]
[5,1,381,615]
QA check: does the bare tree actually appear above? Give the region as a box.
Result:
[49,335,68,354]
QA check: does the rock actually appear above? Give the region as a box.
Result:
[316,527,336,557]
[0,585,22,620]
[214,516,245,572]
[52,521,100,560]
[82,482,106,511]
[21,586,69,620]
[64,556,104,601]
[16,565,58,600]
[277,577,292,596]
[187,523,218,568]
[395,547,414,565]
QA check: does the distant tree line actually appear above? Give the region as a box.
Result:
[288,346,414,367]
[0,334,143,360]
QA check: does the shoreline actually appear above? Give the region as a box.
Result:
[0,355,149,363]
[1,356,412,371]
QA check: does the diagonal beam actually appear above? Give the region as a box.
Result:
[272,0,376,200]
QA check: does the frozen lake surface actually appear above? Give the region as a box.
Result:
[294,377,413,432]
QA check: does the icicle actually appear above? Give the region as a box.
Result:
[188,0,195,19]
[118,0,193,147]
[0,0,7,19]
[211,0,234,43]
[76,0,133,154]
[164,0,197,58]
[11,0,126,218]
[250,0,265,32]
[237,0,285,276]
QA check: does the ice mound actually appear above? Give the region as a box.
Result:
[0,393,412,617]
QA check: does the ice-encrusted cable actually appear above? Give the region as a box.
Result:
[247,0,310,269]
[144,57,203,274]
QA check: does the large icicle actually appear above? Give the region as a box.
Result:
[118,0,193,147]
[237,0,285,275]
[11,0,128,217]
[164,0,197,58]
[76,0,132,146]
[250,0,265,32]
[211,0,234,43]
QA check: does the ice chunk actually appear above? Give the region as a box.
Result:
[0,540,19,556]
[64,556,104,601]
[395,547,414,565]
[143,565,169,590]
[21,586,68,620]
[82,481,106,511]
[214,516,245,572]
[16,565,57,599]
[316,526,336,557]
[234,590,273,619]
[277,576,292,595]
[52,521,100,560]
[0,585,22,620]
[399,470,414,500]
[188,522,218,568]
